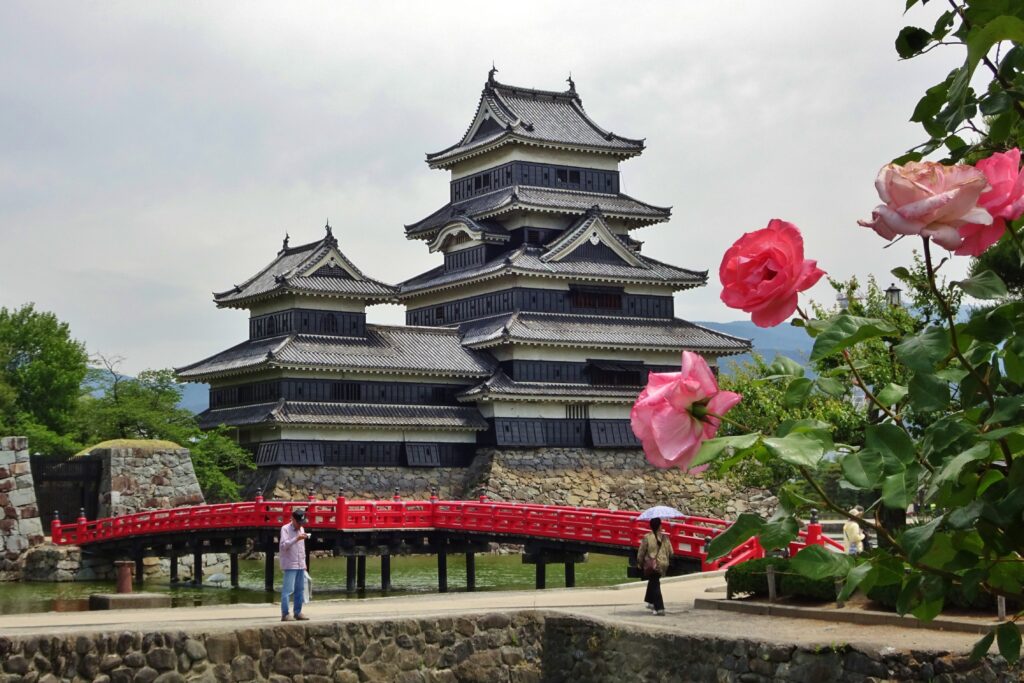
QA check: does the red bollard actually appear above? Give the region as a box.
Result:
[114,560,134,594]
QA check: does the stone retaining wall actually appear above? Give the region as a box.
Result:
[0,612,1015,682]
[0,436,44,581]
[88,445,205,518]
[259,448,777,521]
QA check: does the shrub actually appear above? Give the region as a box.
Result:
[725,557,789,597]
[779,572,838,601]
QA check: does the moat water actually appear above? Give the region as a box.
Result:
[0,553,635,615]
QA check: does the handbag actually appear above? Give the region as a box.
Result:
[642,536,662,578]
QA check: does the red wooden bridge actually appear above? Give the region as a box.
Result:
[51,494,840,592]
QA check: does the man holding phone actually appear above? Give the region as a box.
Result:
[280,508,310,621]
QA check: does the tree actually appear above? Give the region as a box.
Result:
[77,358,253,501]
[0,304,89,454]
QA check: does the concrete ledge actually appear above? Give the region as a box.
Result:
[693,597,1005,635]
[88,593,172,610]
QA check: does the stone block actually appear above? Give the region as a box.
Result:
[0,451,16,466]
[19,518,43,537]
[204,634,238,665]
[8,487,36,508]
[0,437,28,451]
[15,474,34,489]
[10,461,30,476]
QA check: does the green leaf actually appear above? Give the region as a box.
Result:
[705,513,765,562]
[841,450,885,489]
[908,372,950,413]
[895,326,951,372]
[977,470,1005,496]
[896,25,933,58]
[929,442,991,499]
[980,91,1014,116]
[758,516,799,551]
[784,377,814,408]
[876,383,908,406]
[901,517,942,562]
[955,270,1008,300]
[866,423,917,467]
[947,500,985,530]
[970,631,995,662]
[910,574,945,621]
[837,562,873,603]
[764,355,805,379]
[791,544,853,581]
[965,17,1024,95]
[997,621,1022,665]
[776,419,834,451]
[814,377,845,397]
[690,434,762,469]
[763,434,826,469]
[883,465,923,509]
[810,315,898,362]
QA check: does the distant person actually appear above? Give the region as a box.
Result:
[637,517,673,616]
[280,508,310,621]
[843,506,866,556]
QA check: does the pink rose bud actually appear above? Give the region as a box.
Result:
[955,148,1024,256]
[858,160,992,252]
[719,219,825,328]
[630,351,742,472]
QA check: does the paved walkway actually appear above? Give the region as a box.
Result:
[0,573,990,654]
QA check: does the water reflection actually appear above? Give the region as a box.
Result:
[1,553,635,615]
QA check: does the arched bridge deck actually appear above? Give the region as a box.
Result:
[51,495,839,592]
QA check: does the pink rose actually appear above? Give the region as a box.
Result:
[719,219,825,328]
[858,160,992,251]
[630,351,742,472]
[955,148,1024,256]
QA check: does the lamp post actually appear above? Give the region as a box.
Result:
[885,283,902,308]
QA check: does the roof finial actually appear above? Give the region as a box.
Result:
[325,219,333,238]
[566,72,576,94]
[488,62,498,86]
[282,232,290,250]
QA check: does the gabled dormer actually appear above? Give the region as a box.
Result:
[541,208,644,267]
[212,224,398,339]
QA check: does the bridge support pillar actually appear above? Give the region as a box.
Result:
[192,549,203,586]
[564,561,575,588]
[437,552,448,593]
[264,549,275,592]
[169,555,178,584]
[230,553,239,588]
[356,555,366,591]
[465,552,476,592]
[134,554,144,586]
[381,555,391,591]
[346,556,356,593]
[535,561,546,590]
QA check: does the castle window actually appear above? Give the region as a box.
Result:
[570,287,622,310]
[434,306,445,323]
[569,170,580,184]
[566,404,589,420]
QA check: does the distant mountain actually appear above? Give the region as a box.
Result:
[696,321,814,375]
[179,383,209,414]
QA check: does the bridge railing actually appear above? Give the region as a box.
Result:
[49,496,837,571]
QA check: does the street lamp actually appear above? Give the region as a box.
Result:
[885,283,902,308]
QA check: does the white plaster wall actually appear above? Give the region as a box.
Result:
[248,295,366,316]
[450,145,620,179]
[275,428,477,443]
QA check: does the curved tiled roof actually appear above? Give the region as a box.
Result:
[406,186,670,240]
[427,78,644,168]
[175,325,496,380]
[197,400,487,431]
[458,371,641,403]
[458,312,751,355]
[213,231,396,307]
[399,245,705,296]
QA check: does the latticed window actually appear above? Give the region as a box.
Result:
[569,287,621,310]
[565,404,589,420]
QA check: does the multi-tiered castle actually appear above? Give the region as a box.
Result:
[176,72,750,475]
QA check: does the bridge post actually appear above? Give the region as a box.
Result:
[346,556,356,593]
[169,554,178,583]
[230,553,239,588]
[381,554,391,592]
[264,539,275,593]
[356,555,366,591]
[465,552,476,591]
[535,560,546,590]
[134,552,144,586]
[192,547,203,586]
[437,551,448,593]
[564,561,575,588]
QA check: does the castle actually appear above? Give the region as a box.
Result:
[176,72,750,479]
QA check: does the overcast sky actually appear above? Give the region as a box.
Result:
[0,2,963,374]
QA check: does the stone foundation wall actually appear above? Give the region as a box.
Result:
[89,445,205,518]
[0,612,1016,682]
[257,448,776,521]
[260,466,473,502]
[467,448,778,520]
[0,436,44,580]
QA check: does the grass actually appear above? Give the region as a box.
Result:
[75,438,182,456]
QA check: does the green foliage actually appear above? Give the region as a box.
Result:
[0,304,89,454]
[724,556,839,601]
[702,1,1024,659]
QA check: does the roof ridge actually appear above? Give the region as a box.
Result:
[489,79,577,101]
[366,323,461,335]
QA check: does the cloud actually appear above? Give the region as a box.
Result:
[0,1,964,373]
